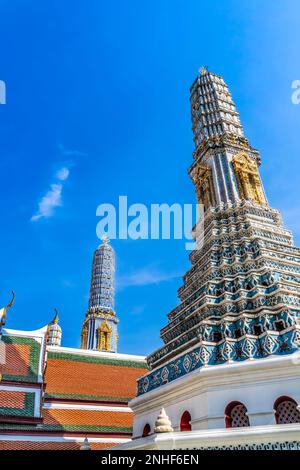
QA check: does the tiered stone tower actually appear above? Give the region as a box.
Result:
[137,68,300,396]
[81,236,119,352]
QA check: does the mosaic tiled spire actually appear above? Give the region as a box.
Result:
[189,67,268,209]
[137,68,300,396]
[81,236,119,352]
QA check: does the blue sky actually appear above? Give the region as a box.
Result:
[0,0,299,355]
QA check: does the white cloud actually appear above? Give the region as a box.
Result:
[31,142,85,223]
[117,264,181,290]
[31,183,63,222]
[31,165,70,222]
[56,167,69,181]
[57,143,87,158]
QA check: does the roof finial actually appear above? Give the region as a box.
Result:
[199,65,208,75]
[0,291,15,337]
[80,437,91,450]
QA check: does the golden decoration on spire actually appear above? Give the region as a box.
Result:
[81,323,88,349]
[199,65,208,75]
[192,164,216,211]
[232,152,268,206]
[97,319,112,351]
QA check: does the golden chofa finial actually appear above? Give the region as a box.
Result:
[0,290,15,334]
[7,291,15,309]
[199,65,208,75]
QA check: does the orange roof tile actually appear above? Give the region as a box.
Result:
[0,343,31,378]
[45,352,147,402]
[0,440,117,450]
[40,408,133,433]
[0,390,36,418]
[0,335,41,383]
[0,390,25,410]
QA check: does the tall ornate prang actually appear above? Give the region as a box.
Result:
[81,236,119,352]
[136,69,300,396]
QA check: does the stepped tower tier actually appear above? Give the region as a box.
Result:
[137,68,300,396]
[81,236,119,352]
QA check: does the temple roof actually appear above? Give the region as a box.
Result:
[0,389,35,420]
[0,440,117,450]
[0,329,147,449]
[41,407,133,434]
[0,327,47,384]
[44,347,147,403]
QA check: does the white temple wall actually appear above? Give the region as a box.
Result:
[131,354,300,437]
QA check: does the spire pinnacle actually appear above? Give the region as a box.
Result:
[189,69,267,209]
[199,65,208,75]
[102,234,109,245]
[51,308,59,324]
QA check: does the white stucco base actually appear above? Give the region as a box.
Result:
[115,424,300,450]
[116,352,300,450]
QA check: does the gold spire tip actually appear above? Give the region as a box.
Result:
[199,65,208,75]
[102,234,109,244]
